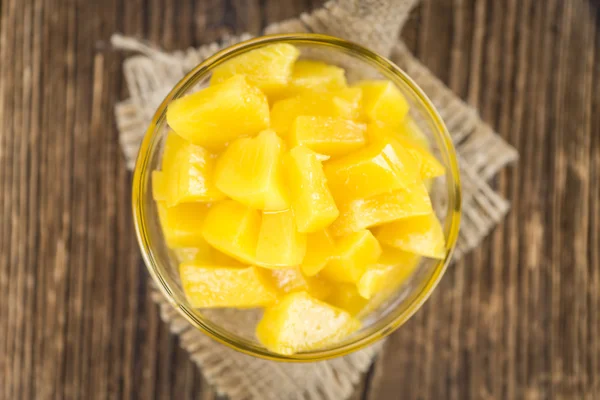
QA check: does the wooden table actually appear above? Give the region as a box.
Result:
[1,0,599,398]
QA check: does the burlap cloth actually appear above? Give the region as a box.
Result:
[110,0,518,398]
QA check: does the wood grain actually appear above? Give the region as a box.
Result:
[0,0,599,399]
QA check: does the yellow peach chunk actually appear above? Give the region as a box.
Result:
[324,132,421,203]
[330,182,433,236]
[357,246,420,299]
[255,209,307,268]
[210,44,299,96]
[201,200,261,265]
[256,291,360,355]
[215,130,288,211]
[260,268,332,300]
[180,263,277,308]
[156,202,210,249]
[325,283,368,315]
[285,146,339,233]
[289,116,367,157]
[167,75,269,149]
[354,80,409,126]
[301,229,336,276]
[376,213,446,259]
[321,230,382,283]
[270,88,362,135]
[164,140,225,206]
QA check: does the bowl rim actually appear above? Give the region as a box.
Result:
[132,33,462,362]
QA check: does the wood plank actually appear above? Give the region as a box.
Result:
[589,6,600,397]
[115,2,145,400]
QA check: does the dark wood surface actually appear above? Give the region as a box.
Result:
[1,0,599,398]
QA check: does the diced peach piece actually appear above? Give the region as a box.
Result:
[270,88,362,135]
[357,246,419,299]
[156,202,211,248]
[324,132,421,203]
[289,116,366,157]
[285,146,339,233]
[325,283,368,315]
[215,130,288,211]
[330,183,433,236]
[164,140,225,206]
[210,44,299,96]
[180,263,278,308]
[255,209,307,268]
[321,230,382,283]
[301,229,336,276]
[260,268,332,300]
[201,200,261,264]
[376,214,446,259]
[256,291,360,355]
[167,75,269,149]
[354,80,409,126]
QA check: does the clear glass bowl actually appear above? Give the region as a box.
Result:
[132,33,461,361]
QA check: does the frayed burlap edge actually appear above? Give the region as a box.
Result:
[111,1,518,399]
[152,287,383,400]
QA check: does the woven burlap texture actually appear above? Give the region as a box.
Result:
[111,1,518,399]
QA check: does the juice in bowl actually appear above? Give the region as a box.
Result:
[132,34,461,361]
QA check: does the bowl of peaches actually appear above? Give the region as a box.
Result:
[132,34,461,361]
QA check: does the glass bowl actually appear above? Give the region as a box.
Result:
[132,33,461,361]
